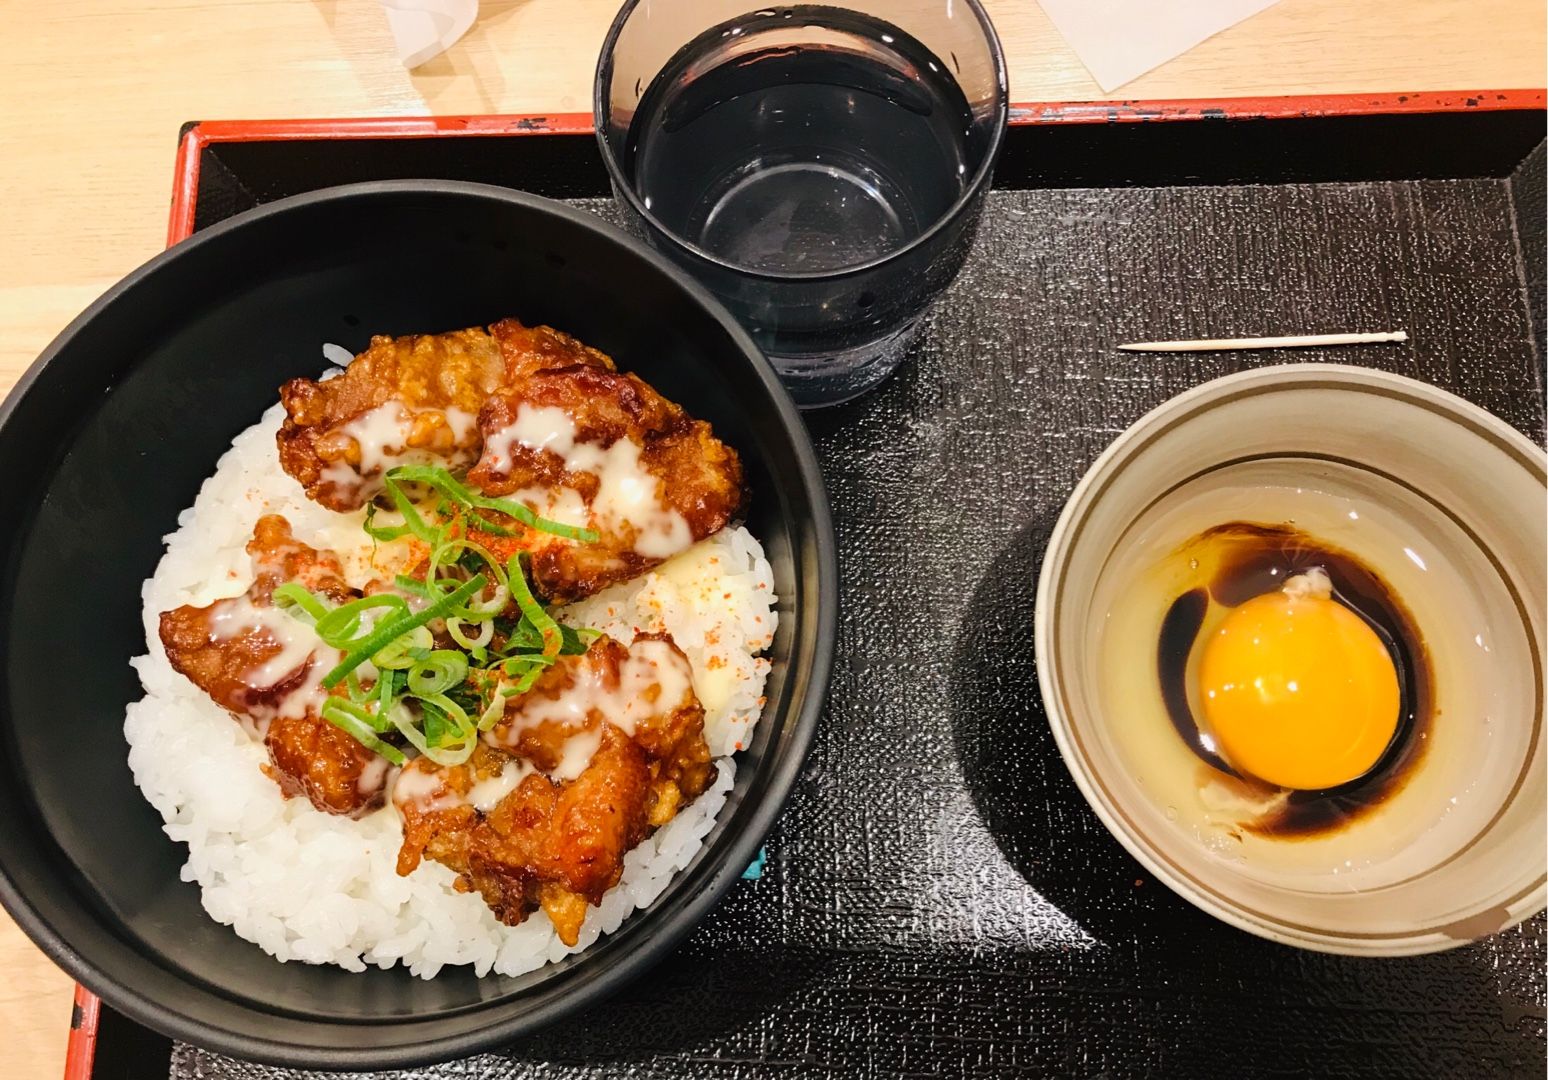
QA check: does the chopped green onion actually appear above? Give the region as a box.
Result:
[447,616,494,651]
[499,618,544,654]
[383,465,600,544]
[371,624,435,670]
[476,684,510,731]
[422,692,473,736]
[472,494,598,544]
[387,698,475,765]
[272,583,329,622]
[382,478,441,543]
[314,593,410,648]
[508,662,548,695]
[268,461,609,766]
[561,624,596,655]
[321,699,406,765]
[508,555,562,657]
[393,574,435,598]
[420,700,450,746]
[321,574,486,689]
[491,649,551,675]
[362,505,408,543]
[424,536,511,618]
[407,650,469,696]
[322,695,393,734]
[344,671,371,703]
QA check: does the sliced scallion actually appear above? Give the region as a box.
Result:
[321,699,406,765]
[508,555,562,657]
[383,465,600,544]
[272,583,329,622]
[387,699,475,765]
[322,695,394,734]
[447,616,494,651]
[320,574,486,689]
[314,593,410,648]
[476,684,509,731]
[371,625,434,670]
[407,650,469,696]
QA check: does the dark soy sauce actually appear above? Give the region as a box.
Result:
[624,7,982,275]
[1156,588,1229,771]
[1156,523,1432,838]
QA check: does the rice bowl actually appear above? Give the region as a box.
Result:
[0,180,835,1066]
[127,397,776,979]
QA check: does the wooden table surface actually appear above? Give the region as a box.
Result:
[1,1,1542,1075]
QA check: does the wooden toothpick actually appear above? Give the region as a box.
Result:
[1117,330,1409,353]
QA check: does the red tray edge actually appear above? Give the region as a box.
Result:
[164,90,1546,246]
[65,984,100,1080]
[65,83,1545,1080]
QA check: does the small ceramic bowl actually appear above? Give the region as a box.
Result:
[1035,364,1545,955]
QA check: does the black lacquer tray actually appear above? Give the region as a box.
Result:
[79,94,1547,1078]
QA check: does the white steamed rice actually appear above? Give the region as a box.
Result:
[124,401,775,979]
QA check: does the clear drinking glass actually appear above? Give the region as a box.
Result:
[595,1,1008,408]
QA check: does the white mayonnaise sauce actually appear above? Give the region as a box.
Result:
[552,726,603,783]
[489,405,693,558]
[390,762,464,815]
[356,754,394,796]
[649,543,748,718]
[208,596,340,722]
[444,407,480,445]
[333,402,479,479]
[467,758,534,811]
[235,714,271,741]
[307,508,420,587]
[390,757,534,815]
[486,639,695,777]
[508,485,592,531]
[502,405,577,456]
[338,403,416,476]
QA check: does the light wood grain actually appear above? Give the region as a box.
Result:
[0,2,1542,1076]
[0,916,75,1080]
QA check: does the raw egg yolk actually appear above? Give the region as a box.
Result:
[1197,570,1399,791]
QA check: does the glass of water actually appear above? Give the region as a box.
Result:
[594,1,1007,408]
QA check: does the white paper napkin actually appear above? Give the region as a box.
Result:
[1038,0,1284,92]
[380,0,479,69]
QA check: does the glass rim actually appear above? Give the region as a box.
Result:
[592,0,1010,284]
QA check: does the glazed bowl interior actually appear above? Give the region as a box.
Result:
[0,182,833,1067]
[1036,364,1546,956]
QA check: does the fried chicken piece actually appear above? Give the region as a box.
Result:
[477,728,653,941]
[627,633,715,826]
[485,632,713,821]
[482,635,631,775]
[277,321,614,512]
[393,744,506,877]
[277,327,505,511]
[159,516,347,717]
[265,713,393,818]
[393,730,651,945]
[247,512,359,604]
[158,515,391,817]
[490,317,615,381]
[466,365,744,603]
[275,318,741,603]
[394,632,714,943]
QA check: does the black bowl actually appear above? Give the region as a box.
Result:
[0,182,836,1068]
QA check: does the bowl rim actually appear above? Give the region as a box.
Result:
[1034,362,1547,956]
[0,179,839,1067]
